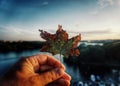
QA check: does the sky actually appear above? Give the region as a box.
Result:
[0,0,120,41]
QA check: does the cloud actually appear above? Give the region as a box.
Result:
[98,0,114,9]
[90,0,120,15]
[68,29,111,35]
[68,28,120,40]
[45,28,112,39]
[42,1,48,6]
[98,0,120,9]
[0,25,40,41]
[82,29,111,35]
[90,10,99,15]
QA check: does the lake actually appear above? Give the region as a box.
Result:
[0,49,120,85]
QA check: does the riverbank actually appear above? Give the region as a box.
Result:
[0,41,44,52]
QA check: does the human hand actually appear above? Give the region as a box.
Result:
[0,54,71,86]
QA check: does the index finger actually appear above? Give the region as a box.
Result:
[36,54,65,70]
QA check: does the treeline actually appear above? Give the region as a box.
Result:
[0,40,44,52]
[64,40,120,67]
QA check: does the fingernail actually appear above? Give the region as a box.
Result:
[63,73,71,80]
[55,68,64,76]
[61,64,66,70]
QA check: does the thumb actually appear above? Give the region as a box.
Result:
[30,68,64,86]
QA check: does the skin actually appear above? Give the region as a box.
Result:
[0,54,71,86]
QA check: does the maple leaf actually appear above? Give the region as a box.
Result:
[39,25,81,59]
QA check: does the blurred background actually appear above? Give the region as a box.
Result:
[0,0,120,86]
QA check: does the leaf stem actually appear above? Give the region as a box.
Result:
[60,53,62,62]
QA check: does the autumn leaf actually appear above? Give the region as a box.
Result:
[39,25,81,58]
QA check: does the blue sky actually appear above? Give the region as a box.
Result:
[0,0,120,41]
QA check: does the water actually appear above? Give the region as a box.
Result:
[80,42,103,46]
[0,50,40,75]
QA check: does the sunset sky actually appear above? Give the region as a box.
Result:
[0,0,120,41]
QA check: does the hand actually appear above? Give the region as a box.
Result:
[0,54,71,86]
